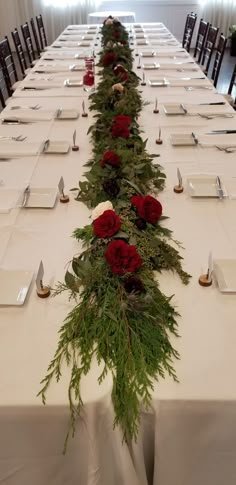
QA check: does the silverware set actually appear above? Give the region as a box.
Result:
[0,135,27,142]
[10,104,41,110]
[215,146,236,153]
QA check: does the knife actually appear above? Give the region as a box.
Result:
[0,118,31,124]
[206,130,236,134]
[198,102,226,105]
[216,176,224,199]
[22,185,30,207]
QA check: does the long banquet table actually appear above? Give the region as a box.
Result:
[1,22,236,485]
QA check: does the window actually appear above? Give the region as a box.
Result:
[43,0,81,7]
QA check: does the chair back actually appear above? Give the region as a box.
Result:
[194,19,209,63]
[12,28,28,77]
[0,37,18,95]
[201,25,219,75]
[36,14,48,50]
[228,64,236,103]
[182,12,197,52]
[211,33,227,87]
[0,66,8,107]
[30,18,41,57]
[21,22,36,65]
[0,84,5,109]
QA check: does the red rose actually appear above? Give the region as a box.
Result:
[113,114,132,126]
[93,210,121,238]
[114,64,128,82]
[131,195,162,224]
[112,122,130,138]
[103,53,117,66]
[105,240,143,275]
[112,31,121,39]
[83,70,94,86]
[101,150,121,168]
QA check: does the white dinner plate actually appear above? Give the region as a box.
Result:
[55,109,79,119]
[142,62,160,70]
[44,141,70,154]
[0,269,34,306]
[163,103,187,115]
[170,134,197,146]
[213,259,236,293]
[64,79,82,87]
[149,78,169,86]
[136,40,149,45]
[186,175,227,197]
[139,50,156,57]
[22,187,58,208]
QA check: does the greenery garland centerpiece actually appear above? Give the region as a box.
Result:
[38,16,191,448]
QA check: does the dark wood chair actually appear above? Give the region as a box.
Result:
[0,79,6,109]
[11,28,28,77]
[210,33,227,87]
[0,86,5,109]
[36,14,48,50]
[21,22,36,66]
[227,63,236,106]
[201,25,219,75]
[30,18,41,57]
[0,37,18,96]
[193,19,209,63]
[182,12,197,52]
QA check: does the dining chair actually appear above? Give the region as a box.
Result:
[210,33,227,87]
[182,12,197,52]
[11,28,29,78]
[36,14,48,50]
[0,37,18,96]
[201,25,219,76]
[21,22,36,66]
[30,18,41,57]
[193,19,209,64]
[0,85,5,109]
[226,63,236,105]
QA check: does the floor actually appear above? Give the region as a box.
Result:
[191,47,236,96]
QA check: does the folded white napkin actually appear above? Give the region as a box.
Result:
[3,110,53,121]
[0,142,41,158]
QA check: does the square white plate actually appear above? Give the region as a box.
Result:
[170,134,197,146]
[44,141,70,154]
[22,187,58,208]
[213,259,236,293]
[0,269,34,306]
[163,103,187,115]
[56,109,79,119]
[135,34,146,39]
[142,62,160,70]
[139,50,156,57]
[64,79,82,87]
[78,41,91,47]
[186,175,227,197]
[149,78,169,87]
[136,40,149,45]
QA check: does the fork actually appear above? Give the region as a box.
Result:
[0,135,27,141]
[10,104,41,110]
[215,145,236,153]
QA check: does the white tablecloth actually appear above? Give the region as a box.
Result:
[1,23,236,485]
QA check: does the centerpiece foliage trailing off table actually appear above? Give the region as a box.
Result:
[38,17,190,450]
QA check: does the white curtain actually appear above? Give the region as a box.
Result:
[201,0,236,37]
[0,0,97,45]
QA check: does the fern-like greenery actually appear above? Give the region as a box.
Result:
[38,18,191,450]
